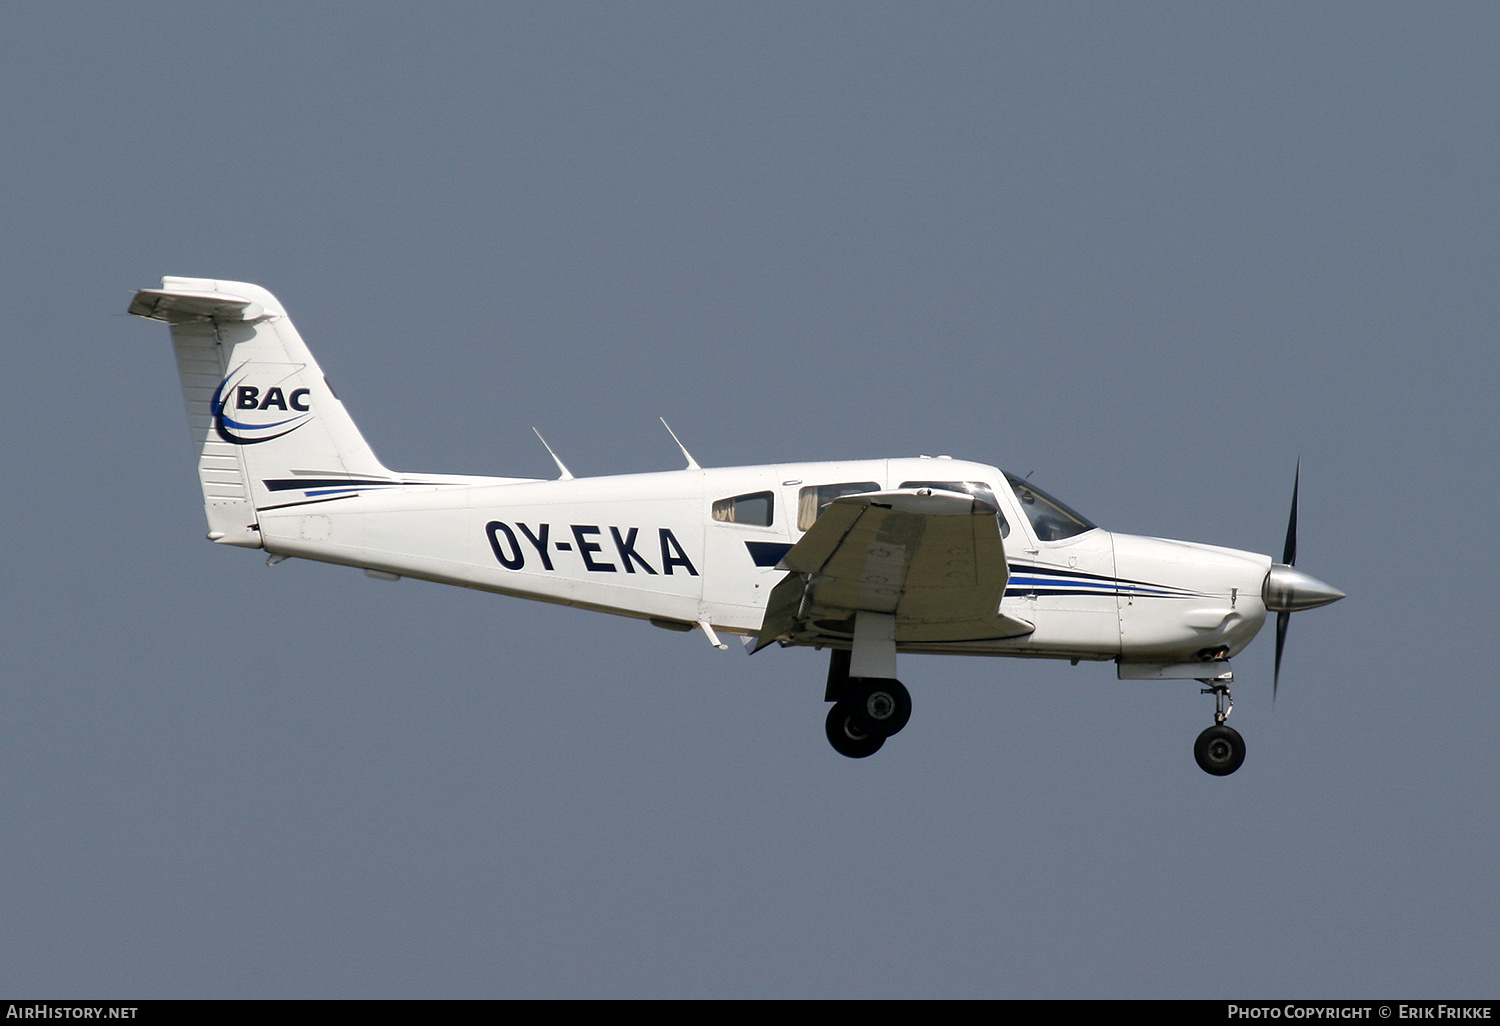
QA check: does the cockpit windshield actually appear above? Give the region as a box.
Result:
[1003,472,1098,542]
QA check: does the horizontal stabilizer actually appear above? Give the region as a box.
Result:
[128,287,267,324]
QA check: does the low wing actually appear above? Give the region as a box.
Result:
[754,488,1034,651]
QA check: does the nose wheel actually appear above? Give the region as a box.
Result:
[1194,673,1245,776]
[1194,724,1246,776]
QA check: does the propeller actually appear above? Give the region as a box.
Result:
[1263,459,1345,699]
[1274,462,1299,697]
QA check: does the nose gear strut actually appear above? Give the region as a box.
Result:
[1194,670,1245,776]
[1200,671,1234,726]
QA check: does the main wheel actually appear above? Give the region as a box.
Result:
[847,678,912,736]
[1193,724,1246,776]
[826,701,886,758]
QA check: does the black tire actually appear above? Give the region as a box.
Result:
[825,701,886,759]
[1194,724,1246,776]
[847,678,912,736]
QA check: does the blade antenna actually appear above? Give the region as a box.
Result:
[659,418,701,471]
[532,428,574,480]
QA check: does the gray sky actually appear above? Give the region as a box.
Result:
[1,1,1495,998]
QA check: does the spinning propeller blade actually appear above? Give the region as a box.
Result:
[1282,460,1299,567]
[1273,610,1291,700]
[1274,460,1299,699]
[1263,459,1343,700]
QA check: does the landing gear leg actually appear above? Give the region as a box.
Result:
[1194,671,1245,776]
[821,620,912,758]
[824,647,852,703]
[1201,672,1234,726]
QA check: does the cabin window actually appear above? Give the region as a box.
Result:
[712,491,775,527]
[797,482,880,531]
[1003,472,1096,541]
[899,480,1009,538]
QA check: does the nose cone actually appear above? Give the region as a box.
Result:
[1263,564,1346,612]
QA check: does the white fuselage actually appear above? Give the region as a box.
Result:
[256,456,1272,666]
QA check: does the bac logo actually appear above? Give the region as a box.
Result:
[211,364,314,446]
[486,522,698,577]
[235,385,310,412]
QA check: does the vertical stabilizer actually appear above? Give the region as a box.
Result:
[130,277,394,547]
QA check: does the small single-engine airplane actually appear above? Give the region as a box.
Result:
[131,277,1344,775]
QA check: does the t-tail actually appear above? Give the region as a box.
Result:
[131,277,406,548]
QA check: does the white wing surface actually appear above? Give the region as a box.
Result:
[754,489,1034,651]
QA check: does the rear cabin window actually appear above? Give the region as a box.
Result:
[898,480,1009,538]
[797,482,880,531]
[712,491,774,527]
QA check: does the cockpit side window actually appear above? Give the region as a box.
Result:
[1003,472,1097,541]
[712,490,774,527]
[898,480,1009,538]
[797,482,880,531]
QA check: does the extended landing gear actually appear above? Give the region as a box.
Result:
[825,678,912,758]
[1194,673,1246,776]
[823,647,912,759]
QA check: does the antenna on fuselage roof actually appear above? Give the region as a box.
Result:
[531,428,574,480]
[659,418,701,471]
